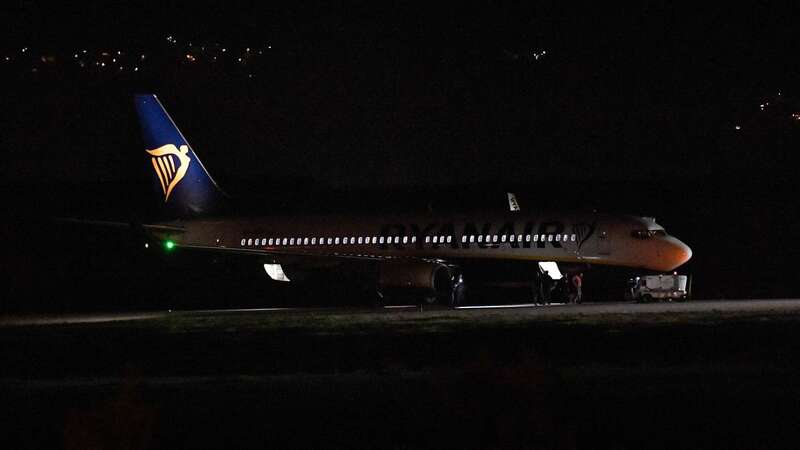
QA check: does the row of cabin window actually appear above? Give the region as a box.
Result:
[240,233,578,247]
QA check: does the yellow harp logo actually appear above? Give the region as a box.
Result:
[146,144,191,202]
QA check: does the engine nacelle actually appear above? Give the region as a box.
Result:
[378,261,452,293]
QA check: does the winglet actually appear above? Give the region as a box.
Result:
[507,192,521,212]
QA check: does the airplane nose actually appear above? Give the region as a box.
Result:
[664,237,692,270]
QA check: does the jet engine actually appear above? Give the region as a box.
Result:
[378,261,453,302]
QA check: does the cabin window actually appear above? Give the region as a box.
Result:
[446,236,452,243]
[379,237,385,244]
[350,237,355,244]
[525,234,531,242]
[492,235,498,243]
[462,235,467,243]
[241,238,246,246]
[335,237,340,244]
[501,235,507,242]
[425,236,430,243]
[411,236,417,243]
[343,237,349,244]
[432,236,438,244]
[556,235,561,242]
[533,235,539,242]
[478,235,483,243]
[548,235,553,242]
[247,238,252,246]
[327,238,332,245]
[357,237,362,244]
[402,236,408,244]
[518,234,523,242]
[303,238,308,245]
[470,235,475,243]
[509,235,515,242]
[571,234,576,241]
[394,236,400,244]
[267,238,273,245]
[311,238,316,245]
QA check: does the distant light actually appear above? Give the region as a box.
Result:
[82,50,87,54]
[222,48,227,52]
[185,53,196,62]
[100,62,105,67]
[140,54,146,60]
[117,50,121,55]
[134,66,139,72]
[74,54,78,58]
[246,47,250,52]
[144,243,149,249]
[735,125,742,130]
[268,45,272,49]
[792,113,800,121]
[21,47,27,53]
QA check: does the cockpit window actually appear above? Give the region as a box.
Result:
[631,229,667,239]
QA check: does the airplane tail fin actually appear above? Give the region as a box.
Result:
[134,94,225,219]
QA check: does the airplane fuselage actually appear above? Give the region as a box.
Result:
[156,211,691,272]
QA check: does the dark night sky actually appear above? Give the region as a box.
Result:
[4,2,800,302]
[4,2,800,188]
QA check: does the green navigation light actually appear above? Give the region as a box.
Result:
[164,240,176,250]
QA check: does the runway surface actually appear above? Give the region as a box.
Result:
[5,298,800,449]
[4,298,800,327]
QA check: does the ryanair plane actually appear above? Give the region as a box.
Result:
[135,94,692,306]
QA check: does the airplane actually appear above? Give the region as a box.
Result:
[134,94,692,306]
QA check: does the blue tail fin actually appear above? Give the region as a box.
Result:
[134,94,224,218]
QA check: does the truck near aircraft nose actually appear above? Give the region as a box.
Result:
[628,274,691,302]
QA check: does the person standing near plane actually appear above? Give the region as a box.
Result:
[451,274,466,307]
[541,270,553,305]
[571,272,583,304]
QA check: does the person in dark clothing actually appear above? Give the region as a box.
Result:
[451,274,466,307]
[540,270,553,305]
[531,269,542,305]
